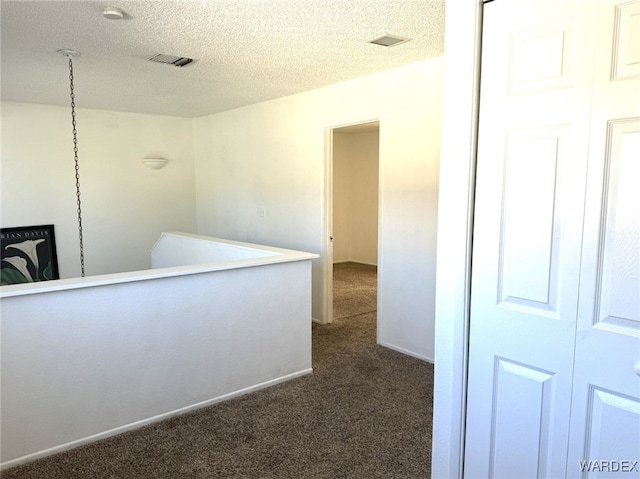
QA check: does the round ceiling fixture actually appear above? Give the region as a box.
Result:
[57,49,80,57]
[102,6,124,20]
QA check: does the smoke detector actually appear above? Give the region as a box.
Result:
[148,54,195,68]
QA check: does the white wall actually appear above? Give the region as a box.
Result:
[332,132,352,263]
[333,129,379,266]
[193,57,444,361]
[349,130,379,265]
[1,256,313,468]
[0,102,197,278]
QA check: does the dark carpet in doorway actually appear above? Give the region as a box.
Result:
[332,262,378,320]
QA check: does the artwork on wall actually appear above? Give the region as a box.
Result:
[0,224,59,285]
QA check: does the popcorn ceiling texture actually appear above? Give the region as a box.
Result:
[0,0,445,118]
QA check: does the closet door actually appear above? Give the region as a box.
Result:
[566,1,640,476]
[464,1,639,477]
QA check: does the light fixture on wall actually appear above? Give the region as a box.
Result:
[102,7,124,20]
[142,157,169,170]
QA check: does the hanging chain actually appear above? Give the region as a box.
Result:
[67,56,85,277]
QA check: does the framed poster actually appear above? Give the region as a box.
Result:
[0,224,59,285]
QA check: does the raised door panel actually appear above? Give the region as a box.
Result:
[611,1,640,81]
[595,120,640,333]
[489,359,555,478]
[583,388,640,474]
[508,21,574,95]
[498,126,567,316]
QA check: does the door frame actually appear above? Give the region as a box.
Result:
[431,1,483,478]
[322,119,381,325]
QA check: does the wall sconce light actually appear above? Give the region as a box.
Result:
[142,157,168,170]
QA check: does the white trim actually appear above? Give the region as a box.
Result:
[0,232,318,299]
[378,341,434,364]
[432,1,484,478]
[374,118,385,345]
[322,119,381,325]
[322,127,335,325]
[0,368,313,471]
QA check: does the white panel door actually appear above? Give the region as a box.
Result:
[566,1,640,477]
[465,1,638,477]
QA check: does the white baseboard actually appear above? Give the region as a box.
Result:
[378,341,434,364]
[0,368,313,471]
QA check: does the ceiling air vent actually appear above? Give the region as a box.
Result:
[148,53,194,67]
[368,34,411,47]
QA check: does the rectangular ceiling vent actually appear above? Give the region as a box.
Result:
[368,34,411,47]
[148,54,194,67]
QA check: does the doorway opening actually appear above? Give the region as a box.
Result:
[327,121,380,330]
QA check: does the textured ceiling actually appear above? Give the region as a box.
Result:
[0,1,445,118]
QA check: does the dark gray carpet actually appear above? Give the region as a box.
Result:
[332,262,378,320]
[2,262,433,479]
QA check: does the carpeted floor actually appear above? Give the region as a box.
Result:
[2,262,433,479]
[332,262,378,320]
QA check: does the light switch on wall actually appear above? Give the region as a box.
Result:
[257,207,266,218]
